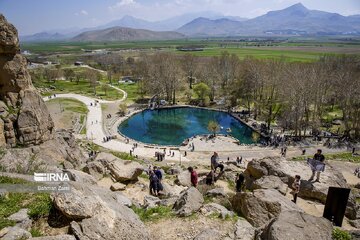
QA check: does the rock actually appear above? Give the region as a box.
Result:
[201,203,234,219]
[233,218,255,240]
[231,189,302,227]
[0,15,19,54]
[206,188,227,198]
[83,161,106,180]
[143,195,161,209]
[96,153,143,183]
[7,208,32,230]
[0,226,31,240]
[32,235,76,240]
[64,169,97,185]
[110,182,126,191]
[252,175,288,195]
[53,182,148,239]
[159,196,178,207]
[166,167,181,175]
[173,187,204,217]
[175,170,192,187]
[349,219,360,228]
[260,211,333,240]
[0,118,6,147]
[193,229,222,240]
[161,181,186,197]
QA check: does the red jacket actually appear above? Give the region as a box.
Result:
[190,171,198,187]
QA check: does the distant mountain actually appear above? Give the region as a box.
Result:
[71,27,185,42]
[20,32,69,42]
[177,3,360,36]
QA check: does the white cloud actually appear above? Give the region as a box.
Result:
[75,10,88,16]
[109,0,137,11]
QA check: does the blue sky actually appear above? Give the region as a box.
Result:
[1,0,359,35]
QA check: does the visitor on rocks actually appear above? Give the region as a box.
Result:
[236,172,245,192]
[154,166,163,191]
[211,152,224,173]
[149,170,160,196]
[291,175,301,203]
[188,166,198,187]
[308,149,325,182]
[205,170,215,185]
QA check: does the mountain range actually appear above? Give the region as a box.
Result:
[20,3,360,42]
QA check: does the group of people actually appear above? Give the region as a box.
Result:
[148,166,163,196]
[103,136,113,142]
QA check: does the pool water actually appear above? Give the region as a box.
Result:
[118,107,260,146]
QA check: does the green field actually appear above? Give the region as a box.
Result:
[46,98,88,114]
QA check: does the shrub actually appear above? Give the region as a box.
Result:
[332,228,352,240]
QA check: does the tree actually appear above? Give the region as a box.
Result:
[193,82,210,105]
[181,53,197,89]
[85,69,101,95]
[118,103,127,116]
[64,68,75,82]
[101,84,109,96]
[208,121,220,136]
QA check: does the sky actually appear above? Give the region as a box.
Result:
[1,0,360,35]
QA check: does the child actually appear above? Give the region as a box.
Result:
[291,175,301,203]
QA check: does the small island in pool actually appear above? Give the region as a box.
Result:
[118,107,261,146]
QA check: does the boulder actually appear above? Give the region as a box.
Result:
[83,161,106,180]
[7,208,32,230]
[143,195,161,209]
[175,170,192,187]
[161,181,186,197]
[206,188,227,198]
[96,153,143,183]
[173,187,204,217]
[252,175,288,195]
[110,182,126,191]
[32,235,76,240]
[260,211,333,240]
[233,218,255,240]
[53,182,148,239]
[193,229,222,240]
[0,226,31,240]
[64,169,97,185]
[166,166,181,175]
[201,203,234,219]
[0,15,54,146]
[0,118,6,147]
[231,189,302,227]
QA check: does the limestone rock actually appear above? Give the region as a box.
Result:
[206,188,227,198]
[231,189,302,227]
[64,169,97,185]
[83,161,106,180]
[0,15,54,146]
[32,235,76,240]
[173,187,204,217]
[96,152,143,183]
[252,175,288,195]
[0,15,19,54]
[193,229,222,240]
[233,218,255,240]
[260,211,333,240]
[161,181,186,197]
[143,195,161,209]
[7,208,32,230]
[175,170,192,187]
[53,182,148,240]
[110,182,126,191]
[0,118,6,147]
[0,226,31,240]
[201,203,234,219]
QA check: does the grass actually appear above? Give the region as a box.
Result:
[35,79,124,101]
[332,228,352,240]
[46,98,88,114]
[110,151,136,161]
[30,227,43,237]
[131,205,174,222]
[117,83,140,102]
[0,177,53,230]
[292,152,360,163]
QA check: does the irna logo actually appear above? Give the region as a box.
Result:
[34,172,70,182]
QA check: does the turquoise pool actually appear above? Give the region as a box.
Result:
[118,107,260,146]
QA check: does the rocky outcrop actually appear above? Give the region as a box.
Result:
[233,218,255,240]
[0,15,54,147]
[252,175,288,195]
[7,208,32,230]
[173,187,204,217]
[52,182,148,239]
[200,203,234,219]
[96,152,143,183]
[260,211,333,240]
[0,226,31,240]
[231,189,302,227]
[175,170,192,187]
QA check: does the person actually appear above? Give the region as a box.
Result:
[149,171,160,196]
[236,172,245,192]
[153,166,163,191]
[291,175,301,203]
[205,170,215,185]
[302,149,306,155]
[211,152,224,173]
[309,149,325,182]
[188,167,198,187]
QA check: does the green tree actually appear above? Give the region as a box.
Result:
[118,103,127,116]
[193,82,210,101]
[208,121,220,136]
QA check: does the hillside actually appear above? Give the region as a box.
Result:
[72,27,185,42]
[177,3,360,36]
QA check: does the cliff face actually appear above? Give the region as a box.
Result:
[0,15,54,147]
